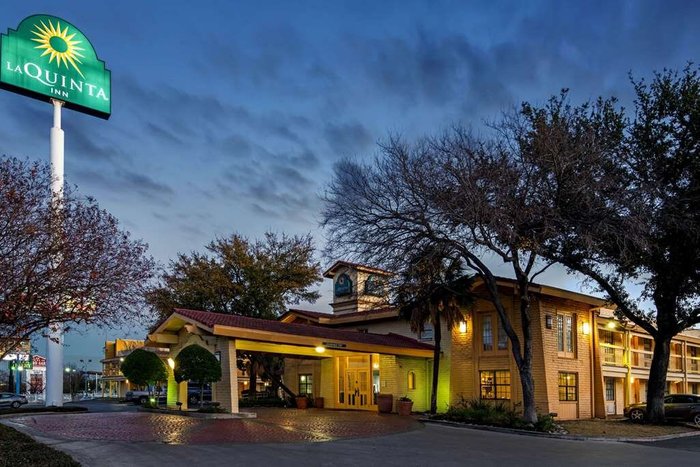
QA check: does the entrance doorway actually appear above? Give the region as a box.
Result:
[337,355,377,410]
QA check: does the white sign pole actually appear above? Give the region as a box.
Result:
[45,98,65,407]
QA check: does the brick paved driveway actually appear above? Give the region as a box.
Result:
[8,408,421,445]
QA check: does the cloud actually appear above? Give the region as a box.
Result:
[324,122,374,157]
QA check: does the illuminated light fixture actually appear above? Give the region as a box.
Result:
[607,321,616,329]
[167,358,175,370]
[459,321,468,333]
[315,346,326,353]
[582,322,591,335]
[373,363,380,370]
[630,377,635,383]
[119,357,124,362]
[64,367,70,373]
[149,397,156,404]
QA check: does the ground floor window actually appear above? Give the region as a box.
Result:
[299,374,313,396]
[480,370,511,400]
[605,378,615,401]
[559,372,578,401]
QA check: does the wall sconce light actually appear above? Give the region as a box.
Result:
[459,321,467,333]
[545,315,553,329]
[167,358,175,370]
[582,322,590,335]
[315,346,326,353]
[372,362,380,370]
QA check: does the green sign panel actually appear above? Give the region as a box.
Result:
[0,14,111,118]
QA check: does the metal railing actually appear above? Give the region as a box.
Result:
[600,344,625,366]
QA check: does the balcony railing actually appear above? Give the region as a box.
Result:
[669,355,684,372]
[600,344,625,366]
[631,349,653,369]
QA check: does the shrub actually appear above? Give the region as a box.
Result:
[197,405,227,413]
[535,413,558,433]
[443,398,522,428]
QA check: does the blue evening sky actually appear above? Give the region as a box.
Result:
[1,1,698,369]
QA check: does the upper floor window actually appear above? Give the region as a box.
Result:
[420,323,434,341]
[481,313,507,352]
[334,273,353,297]
[482,315,493,351]
[364,274,386,297]
[557,313,576,358]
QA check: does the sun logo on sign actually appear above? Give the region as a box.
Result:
[31,19,85,78]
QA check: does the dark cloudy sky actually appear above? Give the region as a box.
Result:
[1,0,698,368]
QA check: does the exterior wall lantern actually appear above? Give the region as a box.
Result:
[582,322,591,335]
[459,321,467,333]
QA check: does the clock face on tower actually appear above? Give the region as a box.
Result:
[334,273,353,297]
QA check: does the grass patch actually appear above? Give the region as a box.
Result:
[559,419,699,438]
[0,423,79,466]
[0,406,88,416]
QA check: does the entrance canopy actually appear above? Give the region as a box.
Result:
[148,308,434,358]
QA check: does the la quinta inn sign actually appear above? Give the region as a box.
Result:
[0,14,111,118]
[0,14,112,407]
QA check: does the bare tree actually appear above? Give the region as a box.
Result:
[322,130,558,424]
[520,68,700,423]
[0,157,155,359]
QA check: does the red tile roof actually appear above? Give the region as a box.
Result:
[174,308,433,351]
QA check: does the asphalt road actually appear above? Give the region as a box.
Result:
[11,421,700,467]
[636,435,700,453]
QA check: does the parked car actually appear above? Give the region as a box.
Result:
[625,394,700,425]
[125,389,166,405]
[187,384,212,405]
[0,392,28,409]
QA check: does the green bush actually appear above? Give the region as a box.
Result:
[441,398,561,432]
[197,405,227,413]
[535,413,558,433]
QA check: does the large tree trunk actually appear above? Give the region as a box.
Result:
[646,336,671,423]
[430,313,441,414]
[519,361,537,424]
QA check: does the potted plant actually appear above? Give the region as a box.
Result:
[397,396,413,416]
[295,394,309,409]
[377,393,393,413]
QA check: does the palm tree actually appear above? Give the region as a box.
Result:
[396,246,474,414]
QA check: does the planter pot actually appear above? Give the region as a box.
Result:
[295,396,308,409]
[397,400,413,416]
[377,394,393,413]
[314,397,324,409]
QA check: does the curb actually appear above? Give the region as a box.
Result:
[419,418,700,443]
[137,407,257,419]
[0,409,88,419]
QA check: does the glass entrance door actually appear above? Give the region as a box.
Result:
[345,369,370,407]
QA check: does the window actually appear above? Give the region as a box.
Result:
[557,313,576,358]
[558,372,577,401]
[299,374,313,396]
[480,370,511,400]
[497,318,508,350]
[482,316,493,351]
[407,371,416,390]
[605,378,615,401]
[419,323,434,341]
